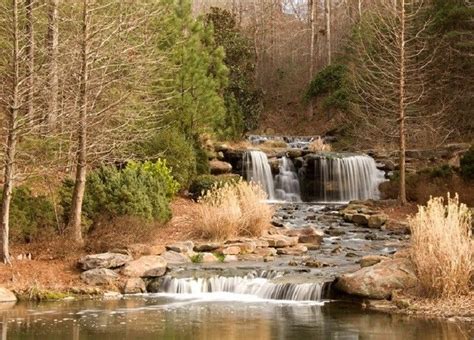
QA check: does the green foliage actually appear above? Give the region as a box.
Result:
[160,0,228,139]
[190,253,203,263]
[305,64,349,112]
[419,164,454,179]
[205,7,263,135]
[460,146,474,180]
[135,128,197,188]
[7,187,57,242]
[189,174,240,199]
[61,160,179,226]
[214,252,225,262]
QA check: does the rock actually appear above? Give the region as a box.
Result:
[194,242,221,252]
[166,241,194,254]
[0,287,16,303]
[222,246,241,255]
[78,253,132,271]
[368,214,388,229]
[215,143,230,152]
[80,268,119,286]
[216,151,225,161]
[226,241,256,254]
[352,214,369,226]
[123,278,146,294]
[122,256,167,278]
[283,226,324,245]
[304,260,329,268]
[360,255,390,268]
[160,251,191,265]
[302,243,321,251]
[223,255,239,263]
[261,235,298,248]
[127,244,165,257]
[238,254,264,262]
[254,247,277,257]
[335,258,418,299]
[287,149,303,158]
[201,252,219,263]
[276,245,308,256]
[209,160,232,175]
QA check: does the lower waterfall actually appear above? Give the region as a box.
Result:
[156,271,327,302]
[243,150,275,200]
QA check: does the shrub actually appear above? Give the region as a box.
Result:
[135,129,197,188]
[189,174,241,199]
[409,194,473,298]
[60,160,179,227]
[8,186,57,242]
[460,146,474,180]
[182,180,273,240]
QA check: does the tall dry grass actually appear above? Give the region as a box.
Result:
[308,137,332,152]
[409,194,473,298]
[184,180,273,240]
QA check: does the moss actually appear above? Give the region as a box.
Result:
[25,287,72,301]
[190,253,204,263]
[213,253,225,263]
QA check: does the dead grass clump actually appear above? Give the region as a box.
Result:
[308,137,332,152]
[409,194,473,298]
[185,180,273,240]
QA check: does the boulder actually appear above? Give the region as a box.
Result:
[360,255,390,268]
[78,253,132,271]
[368,214,388,229]
[0,287,16,303]
[123,278,146,294]
[209,160,232,175]
[166,241,194,254]
[201,252,219,263]
[254,247,277,257]
[80,268,119,286]
[160,251,191,265]
[285,226,324,245]
[261,235,298,248]
[194,242,221,252]
[226,241,256,254]
[223,255,239,263]
[352,214,369,226]
[122,256,167,278]
[222,246,241,255]
[276,244,308,256]
[335,258,418,299]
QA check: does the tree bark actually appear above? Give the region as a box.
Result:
[1,0,21,264]
[47,0,59,129]
[25,0,35,120]
[326,0,332,65]
[398,0,407,205]
[308,0,316,117]
[68,0,88,244]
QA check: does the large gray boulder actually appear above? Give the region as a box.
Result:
[335,258,418,299]
[0,287,16,303]
[122,256,167,278]
[80,268,119,286]
[160,251,191,265]
[78,253,132,271]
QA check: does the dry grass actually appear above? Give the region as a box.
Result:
[308,137,332,152]
[409,194,473,298]
[180,180,273,240]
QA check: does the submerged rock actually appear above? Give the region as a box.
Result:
[80,268,119,286]
[78,253,132,271]
[122,256,167,278]
[335,258,418,299]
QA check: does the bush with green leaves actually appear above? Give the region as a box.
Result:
[189,174,240,199]
[61,160,179,227]
[460,146,474,180]
[7,186,57,242]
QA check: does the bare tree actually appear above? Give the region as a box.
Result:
[47,0,59,129]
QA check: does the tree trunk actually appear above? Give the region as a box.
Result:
[398,0,407,205]
[326,0,332,65]
[1,0,21,265]
[68,0,88,244]
[47,0,59,129]
[25,0,35,120]
[308,0,316,117]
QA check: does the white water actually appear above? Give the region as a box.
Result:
[157,272,325,302]
[275,157,301,202]
[314,154,385,203]
[244,150,275,200]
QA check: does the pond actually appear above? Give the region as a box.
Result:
[0,294,470,340]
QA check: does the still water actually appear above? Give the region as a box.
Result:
[0,294,470,340]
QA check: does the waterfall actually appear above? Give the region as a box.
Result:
[313,154,385,203]
[156,271,327,302]
[275,157,301,202]
[244,151,275,200]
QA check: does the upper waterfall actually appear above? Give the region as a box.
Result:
[275,157,301,202]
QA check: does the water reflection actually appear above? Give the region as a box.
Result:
[0,297,470,340]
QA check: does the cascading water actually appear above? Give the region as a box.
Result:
[244,151,275,200]
[156,271,327,302]
[312,154,385,203]
[275,157,301,202]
